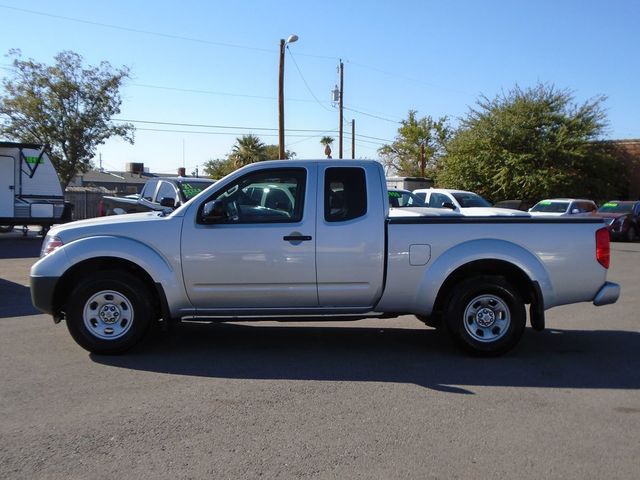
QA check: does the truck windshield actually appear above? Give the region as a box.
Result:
[452,192,492,208]
[530,201,569,213]
[388,190,426,207]
[178,180,215,200]
[597,202,634,214]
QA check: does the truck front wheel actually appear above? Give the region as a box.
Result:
[444,276,526,356]
[65,271,153,354]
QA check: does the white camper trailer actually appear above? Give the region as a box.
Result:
[0,142,72,234]
[385,176,433,191]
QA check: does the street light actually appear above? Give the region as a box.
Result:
[278,34,298,159]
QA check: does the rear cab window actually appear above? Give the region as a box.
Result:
[324,167,367,222]
[141,179,159,202]
[155,181,178,204]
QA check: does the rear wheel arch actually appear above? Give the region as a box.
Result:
[443,274,527,355]
[430,259,537,326]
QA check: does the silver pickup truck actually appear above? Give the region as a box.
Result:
[30,160,620,356]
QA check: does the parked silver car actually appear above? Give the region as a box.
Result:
[528,198,597,217]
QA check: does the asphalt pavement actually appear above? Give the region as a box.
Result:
[0,231,638,479]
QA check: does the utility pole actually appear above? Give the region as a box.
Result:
[277,35,299,159]
[278,38,286,160]
[338,60,344,159]
[351,119,355,159]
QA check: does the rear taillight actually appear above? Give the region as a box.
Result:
[97,201,105,217]
[596,227,610,269]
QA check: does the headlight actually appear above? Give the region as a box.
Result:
[40,235,64,257]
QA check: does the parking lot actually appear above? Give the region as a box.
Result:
[1,232,639,479]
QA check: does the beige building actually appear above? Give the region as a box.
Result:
[612,139,640,200]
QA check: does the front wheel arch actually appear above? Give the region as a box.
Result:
[53,257,162,321]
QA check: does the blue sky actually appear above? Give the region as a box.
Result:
[1,0,638,174]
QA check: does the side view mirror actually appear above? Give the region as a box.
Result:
[571,208,580,214]
[201,199,228,224]
[442,202,456,210]
[160,197,176,208]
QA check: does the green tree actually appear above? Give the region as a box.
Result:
[320,136,334,158]
[228,134,267,168]
[378,111,450,177]
[264,144,294,160]
[202,136,294,178]
[202,158,236,179]
[0,49,134,188]
[438,83,627,201]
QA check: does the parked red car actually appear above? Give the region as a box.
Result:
[595,200,640,242]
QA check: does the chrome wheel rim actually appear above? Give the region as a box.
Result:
[463,294,511,343]
[82,290,134,340]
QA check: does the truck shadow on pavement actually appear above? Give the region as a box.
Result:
[0,235,42,259]
[0,279,39,318]
[91,322,640,393]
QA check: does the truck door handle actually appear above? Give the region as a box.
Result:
[283,234,312,242]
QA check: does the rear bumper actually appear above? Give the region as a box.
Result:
[593,282,620,306]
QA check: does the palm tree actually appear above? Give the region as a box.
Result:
[229,134,267,168]
[320,136,334,158]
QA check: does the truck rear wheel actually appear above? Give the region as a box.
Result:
[444,276,526,356]
[65,271,153,354]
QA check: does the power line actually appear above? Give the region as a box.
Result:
[287,48,334,112]
[0,4,272,53]
[286,134,329,148]
[116,118,390,144]
[351,132,393,143]
[0,4,467,97]
[0,4,338,60]
[344,106,400,124]
[130,82,325,104]
[134,127,335,139]
[346,60,473,96]
[127,82,402,125]
[114,118,338,133]
[130,83,281,101]
[131,126,387,147]
[2,60,405,124]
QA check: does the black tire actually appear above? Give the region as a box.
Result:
[65,271,154,354]
[626,226,638,242]
[444,275,526,356]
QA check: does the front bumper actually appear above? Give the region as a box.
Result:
[593,281,621,306]
[30,276,59,316]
